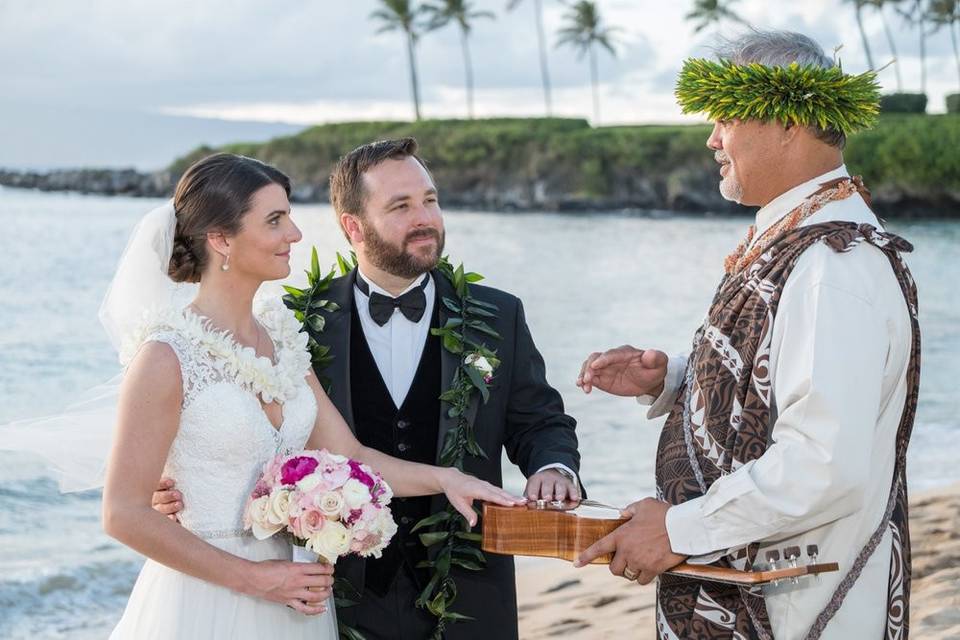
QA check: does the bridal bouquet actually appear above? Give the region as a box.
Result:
[243,449,397,563]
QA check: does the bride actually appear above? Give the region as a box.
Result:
[95,153,524,639]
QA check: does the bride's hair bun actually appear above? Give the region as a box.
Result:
[168,235,201,283]
[168,153,291,283]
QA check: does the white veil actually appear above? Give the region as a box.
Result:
[1,199,197,491]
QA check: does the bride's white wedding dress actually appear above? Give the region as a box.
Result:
[109,299,336,640]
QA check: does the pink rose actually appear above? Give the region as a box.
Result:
[281,456,319,486]
[291,510,325,539]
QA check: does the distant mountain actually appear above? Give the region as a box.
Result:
[0,101,303,171]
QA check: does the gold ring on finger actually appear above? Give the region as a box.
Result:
[623,568,639,581]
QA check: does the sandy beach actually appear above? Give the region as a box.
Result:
[516,484,960,639]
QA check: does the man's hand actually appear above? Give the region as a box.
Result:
[152,477,183,522]
[577,346,668,398]
[574,497,687,585]
[524,469,579,502]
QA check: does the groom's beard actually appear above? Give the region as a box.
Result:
[362,221,445,279]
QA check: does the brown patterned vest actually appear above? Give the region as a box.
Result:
[655,195,920,639]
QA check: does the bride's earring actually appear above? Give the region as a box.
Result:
[221,253,231,272]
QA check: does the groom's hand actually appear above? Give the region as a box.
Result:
[574,498,687,585]
[577,346,668,398]
[524,469,579,502]
[152,477,183,522]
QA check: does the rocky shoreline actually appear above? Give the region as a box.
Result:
[1,167,956,217]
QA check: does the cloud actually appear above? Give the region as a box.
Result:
[1,0,957,126]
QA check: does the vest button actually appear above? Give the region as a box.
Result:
[396,419,411,430]
[400,516,413,525]
[397,442,411,453]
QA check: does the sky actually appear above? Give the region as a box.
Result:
[2,0,958,168]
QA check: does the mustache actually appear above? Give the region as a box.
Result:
[405,228,441,243]
[715,151,731,165]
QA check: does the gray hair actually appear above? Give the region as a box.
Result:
[713,30,846,149]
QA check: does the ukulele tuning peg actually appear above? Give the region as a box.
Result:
[806,544,819,561]
[765,550,781,568]
[783,546,801,584]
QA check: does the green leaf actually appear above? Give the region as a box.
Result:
[442,333,464,354]
[441,297,462,314]
[467,320,500,339]
[419,531,451,547]
[454,532,483,542]
[411,510,452,532]
[466,306,496,318]
[307,315,326,333]
[417,571,442,607]
[441,611,474,623]
[455,545,487,564]
[282,284,305,296]
[464,272,484,283]
[451,558,484,571]
[337,623,368,640]
[310,246,320,277]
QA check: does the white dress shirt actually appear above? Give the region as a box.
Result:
[354,269,578,486]
[642,166,913,639]
[354,269,436,408]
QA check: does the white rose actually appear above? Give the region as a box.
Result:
[306,520,351,563]
[316,491,345,518]
[266,489,292,526]
[465,353,494,376]
[342,478,371,510]
[296,474,323,492]
[246,495,283,540]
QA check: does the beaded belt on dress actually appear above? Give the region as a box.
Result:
[193,528,252,540]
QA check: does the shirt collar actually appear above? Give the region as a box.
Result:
[753,164,849,242]
[355,268,433,299]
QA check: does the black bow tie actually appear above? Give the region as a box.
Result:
[356,274,429,326]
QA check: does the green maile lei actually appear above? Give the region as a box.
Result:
[675,58,882,135]
[284,248,501,639]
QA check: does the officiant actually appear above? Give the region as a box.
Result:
[575,30,920,639]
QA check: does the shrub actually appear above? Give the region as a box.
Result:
[879,93,927,114]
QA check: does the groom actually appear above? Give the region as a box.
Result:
[158,137,581,639]
[305,137,581,639]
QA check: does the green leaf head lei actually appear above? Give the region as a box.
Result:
[674,57,882,135]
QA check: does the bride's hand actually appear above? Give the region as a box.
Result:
[245,559,334,615]
[438,468,526,526]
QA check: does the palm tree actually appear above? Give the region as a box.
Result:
[898,0,930,92]
[507,0,553,115]
[845,0,878,69]
[928,0,960,90]
[371,0,427,120]
[684,0,747,34]
[555,1,620,124]
[869,0,904,90]
[423,0,495,119]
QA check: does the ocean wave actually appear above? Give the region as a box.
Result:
[0,558,140,639]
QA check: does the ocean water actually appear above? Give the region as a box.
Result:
[1,187,957,638]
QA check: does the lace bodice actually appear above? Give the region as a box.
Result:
[132,299,317,538]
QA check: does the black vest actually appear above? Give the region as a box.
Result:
[349,296,441,596]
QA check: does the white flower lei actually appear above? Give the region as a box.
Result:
[120,298,311,404]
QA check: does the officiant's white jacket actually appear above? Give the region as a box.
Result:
[643,166,913,639]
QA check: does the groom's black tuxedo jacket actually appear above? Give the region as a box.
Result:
[298,268,580,639]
